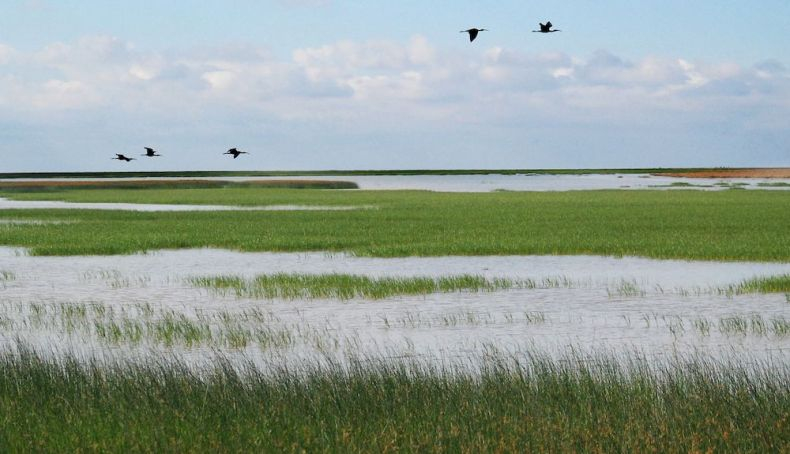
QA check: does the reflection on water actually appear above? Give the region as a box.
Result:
[0,247,788,369]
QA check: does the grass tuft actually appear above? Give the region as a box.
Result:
[0,346,786,452]
[735,275,790,294]
[189,273,518,300]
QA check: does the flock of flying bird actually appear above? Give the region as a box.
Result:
[461,20,560,41]
[113,147,247,162]
[112,21,560,164]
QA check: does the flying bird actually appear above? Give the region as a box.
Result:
[224,148,248,159]
[460,28,488,42]
[112,154,135,162]
[142,147,161,157]
[533,21,561,33]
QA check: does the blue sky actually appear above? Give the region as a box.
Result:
[1,0,788,171]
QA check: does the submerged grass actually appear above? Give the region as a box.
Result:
[1,301,296,350]
[1,188,790,261]
[0,346,786,452]
[189,273,517,300]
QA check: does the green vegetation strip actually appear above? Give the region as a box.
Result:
[190,273,518,300]
[0,179,357,192]
[735,275,790,293]
[1,188,790,260]
[0,348,786,452]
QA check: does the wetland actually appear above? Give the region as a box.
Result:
[0,178,788,451]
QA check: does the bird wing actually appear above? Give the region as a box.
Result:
[546,21,552,28]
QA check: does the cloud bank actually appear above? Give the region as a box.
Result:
[0,35,788,171]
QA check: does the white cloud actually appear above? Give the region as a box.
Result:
[32,79,100,110]
[0,44,16,64]
[0,34,788,170]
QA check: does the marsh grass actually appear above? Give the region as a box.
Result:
[1,188,789,261]
[0,346,786,452]
[0,270,15,290]
[189,273,523,300]
[606,279,646,297]
[0,179,358,192]
[718,315,790,337]
[0,301,297,350]
[693,317,711,336]
[734,274,790,294]
[606,275,790,299]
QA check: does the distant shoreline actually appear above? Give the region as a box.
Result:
[2,167,788,179]
[653,168,790,179]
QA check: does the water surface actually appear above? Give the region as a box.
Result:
[1,247,787,369]
[0,198,369,212]
[4,173,790,192]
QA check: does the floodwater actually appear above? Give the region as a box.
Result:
[4,173,790,192]
[0,198,369,212]
[1,247,788,369]
[288,173,790,192]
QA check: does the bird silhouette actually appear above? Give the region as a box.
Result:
[224,148,248,159]
[112,154,135,162]
[142,147,161,157]
[460,28,487,42]
[533,21,561,33]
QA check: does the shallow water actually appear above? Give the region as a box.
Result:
[4,173,790,192]
[306,174,790,192]
[1,247,788,369]
[0,198,369,212]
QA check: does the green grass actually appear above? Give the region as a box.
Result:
[735,275,790,293]
[1,188,790,260]
[189,273,518,300]
[0,347,786,452]
[0,179,358,192]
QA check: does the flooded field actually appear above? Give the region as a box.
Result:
[4,173,790,192]
[301,173,790,192]
[0,198,369,212]
[1,247,788,369]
